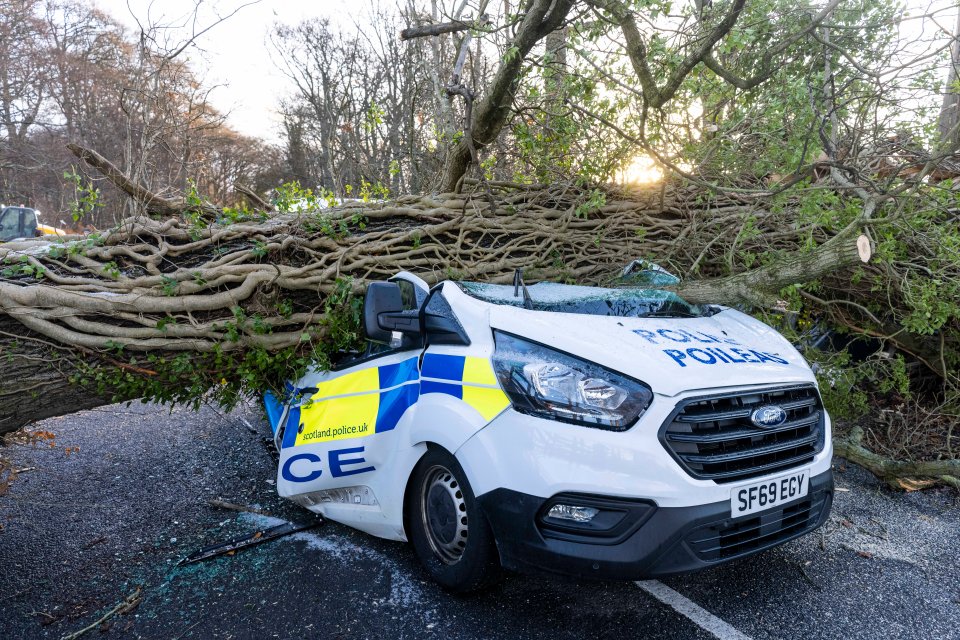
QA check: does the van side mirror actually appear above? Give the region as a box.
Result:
[364,282,422,345]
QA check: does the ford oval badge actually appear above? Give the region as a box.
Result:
[750,405,787,429]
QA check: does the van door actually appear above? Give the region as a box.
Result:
[275,274,429,516]
[276,324,422,506]
[275,348,421,502]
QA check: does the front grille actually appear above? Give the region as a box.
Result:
[660,385,825,483]
[686,490,830,561]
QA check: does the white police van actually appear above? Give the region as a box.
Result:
[263,271,833,591]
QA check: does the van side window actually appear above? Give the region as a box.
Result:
[20,209,37,237]
[0,207,37,241]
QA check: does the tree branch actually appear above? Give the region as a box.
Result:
[67,143,220,218]
[703,0,842,91]
[439,0,576,191]
[588,0,746,108]
[400,17,487,40]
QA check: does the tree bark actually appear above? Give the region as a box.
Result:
[676,220,866,306]
[0,316,113,434]
[544,26,568,116]
[401,18,481,40]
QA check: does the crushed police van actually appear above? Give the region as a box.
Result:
[263,271,833,591]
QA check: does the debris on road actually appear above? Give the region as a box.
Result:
[59,586,142,640]
[29,610,58,626]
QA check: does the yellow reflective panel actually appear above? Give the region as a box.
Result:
[314,367,379,399]
[462,385,510,422]
[462,356,498,386]
[296,393,379,445]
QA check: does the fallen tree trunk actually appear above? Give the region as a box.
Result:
[834,427,960,490]
[0,178,867,433]
[0,315,113,432]
[3,145,957,493]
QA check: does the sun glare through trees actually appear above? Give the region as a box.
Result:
[618,155,664,184]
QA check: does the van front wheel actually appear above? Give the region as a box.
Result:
[408,449,501,592]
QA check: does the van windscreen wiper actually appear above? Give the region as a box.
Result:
[639,309,701,318]
[512,268,535,310]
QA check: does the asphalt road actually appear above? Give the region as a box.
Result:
[1,401,958,640]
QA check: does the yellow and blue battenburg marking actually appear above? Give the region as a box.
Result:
[275,353,510,449]
[420,354,510,421]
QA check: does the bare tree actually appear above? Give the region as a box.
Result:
[0,0,50,144]
[273,6,446,194]
[0,0,278,225]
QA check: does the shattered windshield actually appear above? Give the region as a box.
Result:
[456,281,714,318]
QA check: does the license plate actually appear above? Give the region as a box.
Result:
[731,469,809,518]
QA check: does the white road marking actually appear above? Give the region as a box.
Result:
[635,580,752,640]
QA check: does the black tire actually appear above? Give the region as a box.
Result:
[407,448,502,592]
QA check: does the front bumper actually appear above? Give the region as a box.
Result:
[477,468,833,581]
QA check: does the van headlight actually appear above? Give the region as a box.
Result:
[492,330,652,430]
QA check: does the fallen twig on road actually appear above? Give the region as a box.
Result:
[59,586,142,640]
[0,585,33,602]
[793,560,822,591]
[839,542,876,559]
[238,417,257,434]
[173,620,203,640]
[29,610,58,624]
[81,535,107,549]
